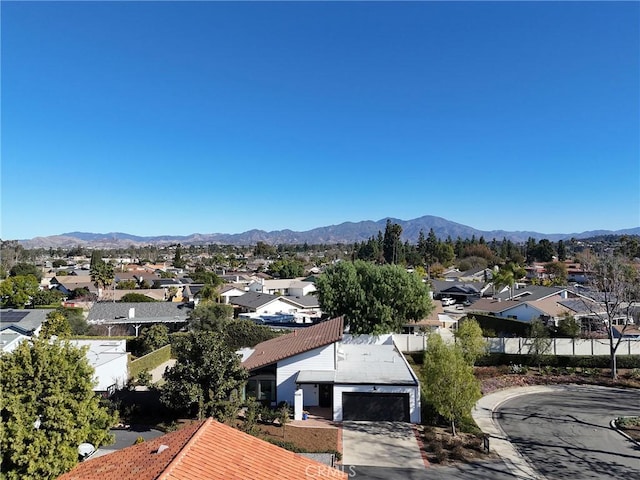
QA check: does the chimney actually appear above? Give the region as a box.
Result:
[128,307,135,319]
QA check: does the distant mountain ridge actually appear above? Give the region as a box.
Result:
[17,215,640,249]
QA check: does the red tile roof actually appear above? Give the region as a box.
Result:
[242,316,344,371]
[59,418,347,480]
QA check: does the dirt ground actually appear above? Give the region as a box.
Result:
[258,422,340,453]
[416,424,497,465]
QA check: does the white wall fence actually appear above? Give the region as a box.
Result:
[393,333,640,356]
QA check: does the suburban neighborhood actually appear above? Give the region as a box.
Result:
[1,226,639,479]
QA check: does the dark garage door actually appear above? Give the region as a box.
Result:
[342,392,410,422]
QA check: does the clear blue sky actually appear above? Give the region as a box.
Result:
[2,1,639,240]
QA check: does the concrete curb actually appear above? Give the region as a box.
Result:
[610,418,640,447]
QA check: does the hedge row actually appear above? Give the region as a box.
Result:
[129,344,172,379]
[474,353,640,369]
[407,351,640,369]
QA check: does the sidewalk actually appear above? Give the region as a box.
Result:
[472,385,566,480]
[148,359,176,384]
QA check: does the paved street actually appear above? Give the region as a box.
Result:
[496,385,640,479]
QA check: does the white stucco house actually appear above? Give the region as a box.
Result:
[70,339,129,393]
[240,317,421,423]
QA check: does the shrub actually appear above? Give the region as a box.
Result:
[509,364,528,374]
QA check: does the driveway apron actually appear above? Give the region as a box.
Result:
[341,421,425,469]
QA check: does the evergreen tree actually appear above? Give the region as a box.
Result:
[172,244,186,269]
[1,337,116,479]
[315,260,433,334]
[382,220,403,264]
[160,332,247,420]
[40,311,72,339]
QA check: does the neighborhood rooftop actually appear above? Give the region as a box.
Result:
[87,302,191,324]
[58,418,346,480]
[242,316,344,371]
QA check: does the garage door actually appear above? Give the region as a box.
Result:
[342,392,410,422]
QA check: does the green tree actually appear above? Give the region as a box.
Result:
[188,266,222,286]
[90,256,114,297]
[172,244,186,269]
[40,311,72,339]
[198,285,220,302]
[120,293,156,302]
[382,220,403,264]
[222,320,281,350]
[454,317,487,365]
[556,240,567,262]
[544,261,567,286]
[422,334,481,436]
[0,337,116,479]
[160,332,248,420]
[557,311,581,338]
[138,324,170,355]
[116,279,137,290]
[9,262,42,281]
[268,258,305,279]
[0,275,40,308]
[188,303,234,332]
[254,241,276,258]
[31,288,64,307]
[315,260,433,334]
[57,307,89,336]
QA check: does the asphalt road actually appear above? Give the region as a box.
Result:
[496,385,640,479]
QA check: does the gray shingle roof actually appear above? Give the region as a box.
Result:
[0,309,54,335]
[87,302,191,324]
[231,292,279,309]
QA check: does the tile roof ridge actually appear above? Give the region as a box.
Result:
[157,418,210,479]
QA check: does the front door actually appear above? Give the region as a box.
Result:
[319,384,332,408]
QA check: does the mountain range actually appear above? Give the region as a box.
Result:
[15,216,640,249]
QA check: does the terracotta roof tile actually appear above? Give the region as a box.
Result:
[59,419,346,480]
[58,421,203,480]
[242,316,344,371]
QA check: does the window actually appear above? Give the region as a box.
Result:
[244,378,276,403]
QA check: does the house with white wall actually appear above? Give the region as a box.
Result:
[248,278,316,297]
[70,339,129,393]
[240,317,421,423]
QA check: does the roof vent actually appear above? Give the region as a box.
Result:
[156,444,169,454]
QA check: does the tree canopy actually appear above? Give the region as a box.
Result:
[160,332,247,420]
[315,260,433,334]
[0,275,40,308]
[421,333,481,436]
[0,337,116,479]
[89,254,114,295]
[40,310,72,339]
[120,292,156,302]
[454,317,487,365]
[9,263,42,281]
[188,302,234,331]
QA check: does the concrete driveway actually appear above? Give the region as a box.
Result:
[341,421,426,469]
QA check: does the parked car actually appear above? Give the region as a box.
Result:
[441,297,456,306]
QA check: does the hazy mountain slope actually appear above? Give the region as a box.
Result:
[16,216,639,248]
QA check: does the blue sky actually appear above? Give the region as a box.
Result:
[2,1,639,240]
